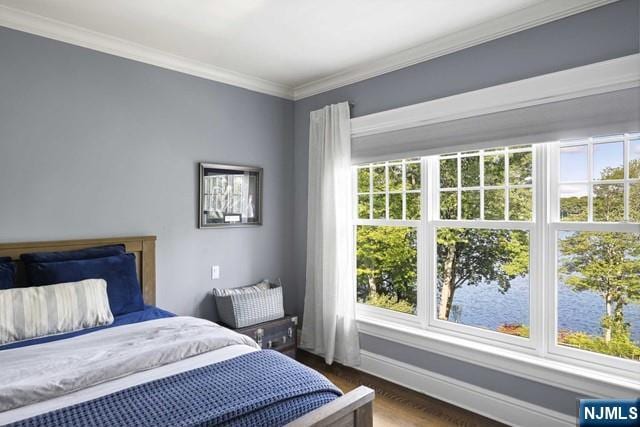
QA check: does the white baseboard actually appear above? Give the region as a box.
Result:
[357,350,575,427]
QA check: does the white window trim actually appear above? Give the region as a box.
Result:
[546,135,640,374]
[353,159,424,320]
[425,146,539,351]
[356,314,640,398]
[351,54,639,138]
[353,141,640,398]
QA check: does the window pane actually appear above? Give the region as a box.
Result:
[373,166,386,192]
[406,163,421,190]
[388,164,403,191]
[406,193,421,220]
[593,184,624,222]
[557,231,640,361]
[358,167,370,193]
[461,190,480,220]
[484,189,505,220]
[436,228,530,337]
[389,193,403,220]
[484,154,505,186]
[559,184,588,222]
[509,151,533,185]
[372,194,386,219]
[358,195,370,219]
[461,156,480,187]
[509,188,532,221]
[440,158,457,189]
[631,183,640,223]
[593,141,623,180]
[560,145,588,182]
[356,226,417,315]
[440,191,457,220]
[631,137,640,179]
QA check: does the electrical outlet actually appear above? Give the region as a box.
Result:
[211,265,220,280]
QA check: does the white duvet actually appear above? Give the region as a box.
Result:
[0,316,260,413]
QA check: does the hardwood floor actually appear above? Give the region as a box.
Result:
[297,350,505,427]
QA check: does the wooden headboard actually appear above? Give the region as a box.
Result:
[0,236,156,305]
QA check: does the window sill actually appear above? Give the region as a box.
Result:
[356,314,640,398]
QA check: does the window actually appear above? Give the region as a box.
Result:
[353,133,639,375]
[355,159,421,315]
[434,147,534,341]
[550,133,640,365]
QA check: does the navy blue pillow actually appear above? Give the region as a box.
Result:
[21,244,125,264]
[0,258,15,290]
[26,253,144,315]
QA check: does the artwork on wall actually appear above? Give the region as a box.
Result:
[199,163,262,228]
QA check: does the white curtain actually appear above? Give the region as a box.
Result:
[300,102,361,366]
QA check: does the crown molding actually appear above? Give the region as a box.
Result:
[0,1,618,101]
[351,54,640,138]
[293,0,618,100]
[0,5,295,100]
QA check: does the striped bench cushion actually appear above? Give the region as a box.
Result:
[0,279,113,345]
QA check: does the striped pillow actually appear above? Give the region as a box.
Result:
[212,280,271,297]
[0,279,114,345]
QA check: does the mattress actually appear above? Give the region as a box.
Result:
[1,312,341,426]
[0,343,257,425]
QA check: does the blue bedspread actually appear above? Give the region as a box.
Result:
[0,305,174,350]
[11,350,342,427]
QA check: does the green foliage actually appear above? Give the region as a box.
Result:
[461,156,480,187]
[559,231,640,344]
[436,227,529,320]
[388,164,403,191]
[509,188,532,221]
[484,154,505,186]
[437,228,530,294]
[560,195,588,221]
[406,163,421,190]
[560,330,640,361]
[497,324,530,338]
[461,191,480,219]
[440,158,457,188]
[593,184,624,221]
[357,168,370,193]
[372,166,385,192]
[484,189,505,220]
[629,159,639,222]
[631,182,640,222]
[509,151,533,185]
[558,159,640,356]
[361,293,415,314]
[356,226,417,314]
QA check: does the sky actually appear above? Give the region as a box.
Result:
[559,135,638,197]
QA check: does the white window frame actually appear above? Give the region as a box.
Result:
[546,134,640,375]
[426,145,540,351]
[353,158,424,325]
[353,138,640,385]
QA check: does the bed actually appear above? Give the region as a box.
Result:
[0,236,373,427]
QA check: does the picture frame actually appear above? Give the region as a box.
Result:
[199,163,263,228]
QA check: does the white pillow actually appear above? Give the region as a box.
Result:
[0,279,114,345]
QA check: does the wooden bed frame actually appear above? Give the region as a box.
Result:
[0,235,374,427]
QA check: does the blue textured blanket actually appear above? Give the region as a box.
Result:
[11,350,341,427]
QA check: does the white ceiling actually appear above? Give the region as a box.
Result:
[0,0,613,99]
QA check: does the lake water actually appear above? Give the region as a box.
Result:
[449,277,640,342]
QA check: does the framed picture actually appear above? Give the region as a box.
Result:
[199,163,263,228]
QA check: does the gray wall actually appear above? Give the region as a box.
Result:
[0,27,295,319]
[292,0,640,416]
[1,0,638,418]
